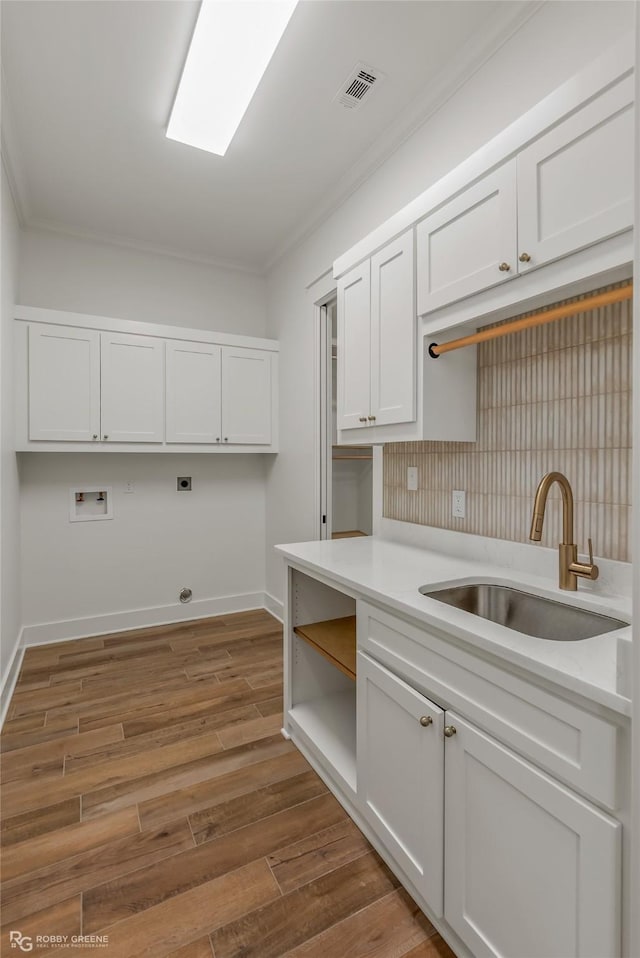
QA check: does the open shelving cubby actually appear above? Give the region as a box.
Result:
[287,569,357,796]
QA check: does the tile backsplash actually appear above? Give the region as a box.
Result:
[383,283,632,562]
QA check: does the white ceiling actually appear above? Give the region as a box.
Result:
[1,0,537,272]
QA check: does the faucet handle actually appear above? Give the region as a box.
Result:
[587,538,595,566]
[568,538,599,582]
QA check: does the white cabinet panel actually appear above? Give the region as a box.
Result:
[517,76,634,271]
[444,714,621,958]
[357,652,444,915]
[221,347,272,445]
[417,161,517,314]
[337,260,371,431]
[166,341,222,444]
[28,324,100,441]
[101,333,164,443]
[370,232,416,426]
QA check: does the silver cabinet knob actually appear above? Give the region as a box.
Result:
[419,715,433,727]
[367,415,376,422]
[92,434,98,440]
[444,725,457,738]
[224,437,228,442]
[519,252,531,263]
[358,416,367,423]
[498,262,511,272]
[103,435,109,440]
[216,437,221,442]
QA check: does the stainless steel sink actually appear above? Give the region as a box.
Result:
[419,582,628,641]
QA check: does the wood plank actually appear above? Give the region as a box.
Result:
[332,530,368,537]
[2,819,194,926]
[119,681,278,738]
[82,792,346,932]
[217,712,283,750]
[0,896,81,958]
[54,860,279,958]
[1,711,47,734]
[82,733,295,820]
[401,936,459,958]
[0,716,79,754]
[138,748,310,831]
[267,818,370,895]
[294,617,356,680]
[1,732,223,817]
[281,888,435,958]
[189,770,327,844]
[1,799,81,848]
[1,806,140,881]
[1,724,123,782]
[65,709,256,773]
[166,939,214,958]
[256,696,283,717]
[209,851,399,958]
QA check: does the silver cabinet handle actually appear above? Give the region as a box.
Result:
[419,716,433,727]
[444,725,457,738]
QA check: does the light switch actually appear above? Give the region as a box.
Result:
[407,467,418,491]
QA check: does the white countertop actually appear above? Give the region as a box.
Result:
[275,535,632,717]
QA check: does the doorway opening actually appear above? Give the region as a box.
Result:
[319,298,372,540]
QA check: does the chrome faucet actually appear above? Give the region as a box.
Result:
[529,471,598,591]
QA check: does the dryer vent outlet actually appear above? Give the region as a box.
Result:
[179,587,193,603]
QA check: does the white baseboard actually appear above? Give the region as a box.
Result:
[1,630,25,728]
[20,591,268,648]
[263,591,284,623]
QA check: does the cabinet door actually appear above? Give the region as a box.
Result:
[416,160,517,314]
[517,75,634,271]
[357,652,444,915]
[444,713,621,958]
[166,341,222,443]
[337,260,371,431]
[28,324,101,441]
[220,347,272,445]
[370,231,416,427]
[101,333,164,442]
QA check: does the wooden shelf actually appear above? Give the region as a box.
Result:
[332,530,368,539]
[294,616,356,680]
[332,445,372,461]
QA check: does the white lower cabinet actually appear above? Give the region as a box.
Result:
[357,651,621,958]
[444,714,621,958]
[357,652,445,916]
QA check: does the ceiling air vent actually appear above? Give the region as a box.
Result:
[334,62,385,110]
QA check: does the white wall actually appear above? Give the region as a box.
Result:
[17,229,269,634]
[20,453,266,633]
[19,228,266,335]
[264,0,636,603]
[1,162,22,689]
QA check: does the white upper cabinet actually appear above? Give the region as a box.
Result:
[337,260,371,431]
[18,310,279,453]
[444,714,621,958]
[370,231,416,426]
[28,324,101,442]
[166,341,222,444]
[517,74,634,272]
[221,347,272,445]
[416,161,517,314]
[337,231,416,435]
[101,332,164,443]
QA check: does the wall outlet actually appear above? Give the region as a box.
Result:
[452,489,466,518]
[407,467,418,492]
[124,480,134,494]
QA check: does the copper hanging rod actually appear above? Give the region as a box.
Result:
[427,283,633,359]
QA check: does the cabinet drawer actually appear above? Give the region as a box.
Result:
[358,601,618,809]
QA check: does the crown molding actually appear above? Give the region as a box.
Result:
[23,218,265,276]
[262,0,545,274]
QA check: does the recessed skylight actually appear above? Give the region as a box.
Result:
[166,0,299,157]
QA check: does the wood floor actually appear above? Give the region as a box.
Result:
[1,609,456,958]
